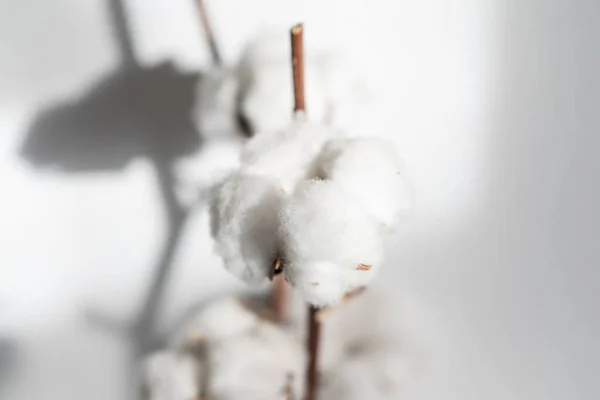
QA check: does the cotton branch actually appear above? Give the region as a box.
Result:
[291,24,306,112]
[196,0,222,65]
[290,23,321,400]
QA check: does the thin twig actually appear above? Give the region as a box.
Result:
[270,256,288,323]
[291,23,306,112]
[269,24,307,327]
[291,22,319,400]
[273,275,288,323]
[306,306,320,400]
[196,0,222,66]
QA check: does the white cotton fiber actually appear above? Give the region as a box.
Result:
[235,31,329,134]
[243,116,338,193]
[170,297,260,346]
[207,322,305,400]
[146,296,306,400]
[141,351,202,400]
[210,172,285,283]
[191,31,377,143]
[279,179,383,306]
[238,64,329,135]
[316,137,414,227]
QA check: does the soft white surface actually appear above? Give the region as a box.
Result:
[234,30,366,135]
[145,297,305,400]
[169,297,259,345]
[210,117,338,284]
[243,115,337,193]
[141,351,202,400]
[280,179,383,306]
[207,321,304,400]
[211,172,285,283]
[2,1,599,400]
[316,137,413,227]
[236,32,329,134]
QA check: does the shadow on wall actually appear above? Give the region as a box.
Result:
[0,338,20,397]
[20,62,201,173]
[17,0,211,398]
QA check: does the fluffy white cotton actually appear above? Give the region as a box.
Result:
[235,32,329,134]
[228,30,378,138]
[243,116,338,193]
[148,296,305,400]
[141,351,202,400]
[207,322,305,400]
[238,61,329,135]
[169,297,261,346]
[279,179,383,306]
[211,172,285,283]
[316,137,414,227]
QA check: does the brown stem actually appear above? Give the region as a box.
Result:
[291,22,319,400]
[291,23,306,112]
[272,273,288,323]
[196,0,222,66]
[305,306,321,400]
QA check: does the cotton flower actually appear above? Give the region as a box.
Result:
[142,297,305,400]
[141,351,203,400]
[315,137,414,228]
[192,30,371,140]
[279,179,383,306]
[243,115,338,193]
[210,115,340,283]
[207,321,305,400]
[169,297,262,347]
[210,172,285,283]
[235,31,329,134]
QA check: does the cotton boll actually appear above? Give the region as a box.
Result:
[317,137,414,227]
[211,172,285,283]
[239,63,329,134]
[242,117,338,194]
[170,297,260,346]
[141,351,202,400]
[207,320,305,400]
[280,179,383,306]
[289,261,347,307]
[235,32,329,135]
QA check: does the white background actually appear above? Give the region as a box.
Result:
[0,0,598,399]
